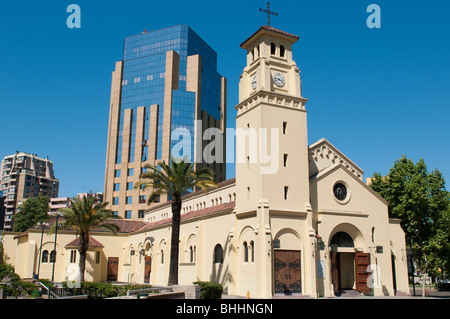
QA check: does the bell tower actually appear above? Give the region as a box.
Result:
[239,26,303,102]
[234,25,316,298]
[235,25,310,214]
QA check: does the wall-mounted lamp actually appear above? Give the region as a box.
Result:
[317,241,325,251]
[376,246,383,254]
[272,239,280,249]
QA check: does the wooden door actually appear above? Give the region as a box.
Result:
[330,252,341,292]
[274,250,301,294]
[107,257,119,281]
[355,253,371,292]
[144,256,152,284]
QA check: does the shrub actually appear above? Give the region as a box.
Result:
[61,281,152,298]
[193,281,223,299]
[436,282,450,291]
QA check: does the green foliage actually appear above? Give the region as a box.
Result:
[137,157,217,286]
[53,195,121,281]
[0,262,17,281]
[56,196,121,236]
[61,281,151,298]
[436,282,450,291]
[370,155,450,274]
[12,193,50,232]
[0,265,41,298]
[193,281,223,299]
[136,157,218,204]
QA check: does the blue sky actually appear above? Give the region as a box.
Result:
[0,0,449,197]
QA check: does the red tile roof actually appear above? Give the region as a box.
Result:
[144,177,236,213]
[65,235,104,248]
[29,216,148,234]
[140,201,236,231]
[241,25,299,48]
[94,220,148,233]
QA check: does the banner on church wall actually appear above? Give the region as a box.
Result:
[317,260,325,278]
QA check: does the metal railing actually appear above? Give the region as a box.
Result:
[35,281,58,299]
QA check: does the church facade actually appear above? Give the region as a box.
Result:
[2,26,409,298]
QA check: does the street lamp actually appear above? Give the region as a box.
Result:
[36,221,49,279]
[51,212,64,282]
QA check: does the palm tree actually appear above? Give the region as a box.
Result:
[136,157,217,285]
[50,195,121,282]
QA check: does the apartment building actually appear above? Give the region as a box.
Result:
[0,152,59,230]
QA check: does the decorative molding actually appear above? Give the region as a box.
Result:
[235,90,307,117]
[309,139,364,180]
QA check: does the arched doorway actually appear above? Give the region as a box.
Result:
[144,241,152,284]
[329,230,370,295]
[330,232,355,293]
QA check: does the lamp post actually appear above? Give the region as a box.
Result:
[36,221,49,278]
[51,212,63,282]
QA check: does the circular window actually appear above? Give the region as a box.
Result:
[333,183,347,201]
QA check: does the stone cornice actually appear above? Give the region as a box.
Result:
[235,90,307,117]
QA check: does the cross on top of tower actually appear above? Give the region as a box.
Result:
[259,2,278,26]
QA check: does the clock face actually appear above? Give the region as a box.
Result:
[333,183,347,201]
[251,75,257,90]
[273,72,285,87]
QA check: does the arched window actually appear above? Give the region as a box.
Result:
[250,241,255,262]
[161,249,164,264]
[193,246,196,263]
[213,244,223,264]
[271,43,276,55]
[190,245,196,263]
[330,231,354,248]
[42,250,49,263]
[280,45,285,57]
[70,250,77,263]
[49,250,57,263]
[243,241,248,262]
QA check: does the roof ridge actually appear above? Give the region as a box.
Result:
[240,25,299,48]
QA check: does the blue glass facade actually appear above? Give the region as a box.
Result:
[115,25,223,164]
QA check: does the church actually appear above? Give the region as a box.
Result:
[2,25,409,298]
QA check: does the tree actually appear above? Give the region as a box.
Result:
[51,196,121,282]
[136,157,217,286]
[370,156,450,293]
[12,193,50,232]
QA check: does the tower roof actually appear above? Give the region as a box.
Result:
[240,25,299,49]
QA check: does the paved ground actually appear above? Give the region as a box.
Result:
[221,287,450,299]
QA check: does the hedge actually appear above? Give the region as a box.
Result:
[193,281,223,299]
[62,281,152,298]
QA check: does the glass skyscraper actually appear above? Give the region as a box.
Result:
[104,25,227,220]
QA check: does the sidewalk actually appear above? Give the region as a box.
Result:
[221,288,450,299]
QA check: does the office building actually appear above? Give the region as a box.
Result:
[104,25,227,220]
